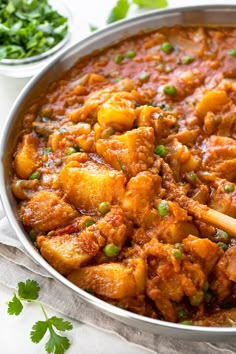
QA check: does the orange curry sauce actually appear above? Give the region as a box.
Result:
[12,26,236,326]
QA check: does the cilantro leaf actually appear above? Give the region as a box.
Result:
[30,321,48,343]
[132,0,168,8]
[89,24,98,32]
[106,0,130,24]
[7,279,73,353]
[18,279,40,301]
[49,317,73,332]
[7,294,23,315]
[45,328,70,354]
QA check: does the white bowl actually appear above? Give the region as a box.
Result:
[0,0,72,78]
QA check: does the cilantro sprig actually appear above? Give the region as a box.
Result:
[107,0,168,24]
[7,279,73,354]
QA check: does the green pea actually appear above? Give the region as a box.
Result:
[217,242,228,251]
[125,50,136,58]
[29,171,41,180]
[34,241,40,250]
[157,200,169,217]
[161,42,174,54]
[163,85,176,96]
[180,56,194,64]
[85,219,95,227]
[224,184,234,193]
[139,72,149,81]
[65,147,77,155]
[154,145,167,157]
[215,229,230,243]
[177,309,187,319]
[114,55,124,64]
[44,147,52,154]
[188,172,197,182]
[104,243,120,257]
[173,249,182,259]
[29,230,36,241]
[228,49,236,57]
[180,320,193,325]
[98,201,110,214]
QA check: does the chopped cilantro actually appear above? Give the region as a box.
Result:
[0,0,68,60]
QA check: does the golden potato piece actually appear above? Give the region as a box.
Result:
[68,260,146,299]
[60,160,126,211]
[121,171,161,224]
[14,135,39,179]
[37,234,92,275]
[97,93,136,131]
[21,191,78,232]
[96,127,155,178]
[183,235,222,275]
[196,90,229,119]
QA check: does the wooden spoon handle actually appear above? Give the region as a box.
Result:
[161,162,236,237]
[186,198,236,237]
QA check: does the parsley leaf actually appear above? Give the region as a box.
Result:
[18,279,40,301]
[49,317,73,331]
[132,0,168,8]
[106,0,130,24]
[30,321,49,343]
[7,294,23,315]
[45,328,70,354]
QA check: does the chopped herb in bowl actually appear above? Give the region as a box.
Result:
[0,0,69,61]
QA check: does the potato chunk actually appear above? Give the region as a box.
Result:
[202,135,236,181]
[68,260,146,299]
[37,234,92,275]
[216,247,236,282]
[183,235,222,275]
[14,135,39,179]
[196,90,229,119]
[21,191,78,232]
[96,127,155,178]
[60,160,126,211]
[97,92,136,131]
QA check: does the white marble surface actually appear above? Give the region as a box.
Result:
[0,1,235,353]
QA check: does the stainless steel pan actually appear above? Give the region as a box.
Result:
[1,4,236,341]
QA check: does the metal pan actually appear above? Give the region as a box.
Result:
[1,4,236,341]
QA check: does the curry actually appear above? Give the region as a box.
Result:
[11,26,236,326]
